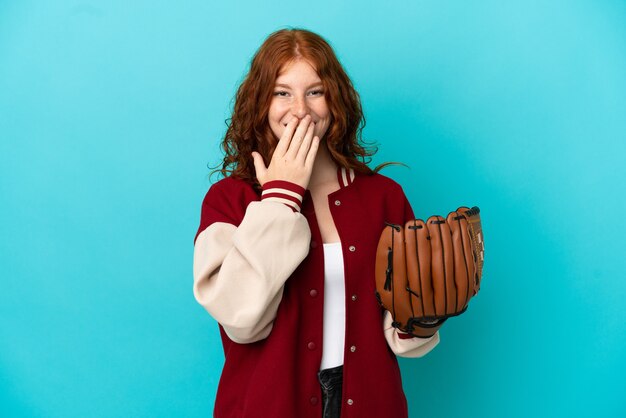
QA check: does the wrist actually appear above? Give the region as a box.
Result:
[261,180,306,212]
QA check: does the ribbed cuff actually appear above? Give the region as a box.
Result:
[261,180,306,212]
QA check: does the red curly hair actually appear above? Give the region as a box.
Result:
[209,27,405,194]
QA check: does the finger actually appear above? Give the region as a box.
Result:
[304,135,320,169]
[274,118,299,157]
[294,122,315,163]
[286,115,311,158]
[251,152,265,176]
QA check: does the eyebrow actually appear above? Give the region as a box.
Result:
[274,82,323,89]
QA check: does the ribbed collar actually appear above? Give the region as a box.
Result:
[337,166,356,189]
[301,166,355,214]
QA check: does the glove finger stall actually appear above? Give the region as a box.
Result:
[405,218,435,319]
[447,207,472,312]
[391,224,413,331]
[375,223,412,333]
[426,215,456,316]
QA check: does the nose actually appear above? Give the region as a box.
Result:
[291,96,309,119]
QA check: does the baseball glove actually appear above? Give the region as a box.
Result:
[375,206,484,338]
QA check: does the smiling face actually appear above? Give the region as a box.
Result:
[267,59,331,142]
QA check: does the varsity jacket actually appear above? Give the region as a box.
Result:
[193,166,440,418]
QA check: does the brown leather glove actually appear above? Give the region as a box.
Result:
[375,206,484,338]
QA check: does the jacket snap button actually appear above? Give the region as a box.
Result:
[307,342,316,350]
[334,200,341,206]
[309,289,318,297]
[351,294,357,301]
[349,245,356,252]
[350,345,356,352]
[310,240,317,248]
[310,396,318,405]
[347,399,354,405]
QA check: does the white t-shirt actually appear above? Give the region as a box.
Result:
[320,242,346,370]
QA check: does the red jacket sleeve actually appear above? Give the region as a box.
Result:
[192,179,311,343]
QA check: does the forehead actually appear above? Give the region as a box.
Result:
[275,59,321,84]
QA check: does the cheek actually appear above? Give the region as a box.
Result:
[268,110,278,124]
[315,118,330,138]
[268,102,283,123]
[268,110,283,134]
[270,124,283,139]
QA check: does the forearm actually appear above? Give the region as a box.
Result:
[193,181,311,343]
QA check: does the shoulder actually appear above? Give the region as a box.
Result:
[354,170,412,220]
[355,170,405,196]
[204,175,259,201]
[200,175,260,222]
[194,175,260,243]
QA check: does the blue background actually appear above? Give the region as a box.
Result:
[1,1,625,417]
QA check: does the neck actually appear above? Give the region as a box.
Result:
[308,140,338,189]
